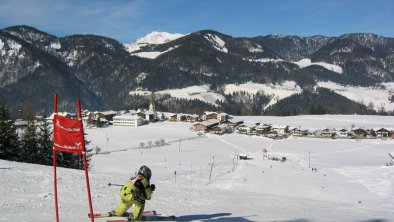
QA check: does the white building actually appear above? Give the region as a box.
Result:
[112,114,145,127]
[271,125,289,135]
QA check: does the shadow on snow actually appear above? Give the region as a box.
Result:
[172,213,254,221]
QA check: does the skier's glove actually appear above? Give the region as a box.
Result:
[150,184,156,191]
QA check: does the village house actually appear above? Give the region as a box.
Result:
[337,128,349,138]
[124,110,138,115]
[202,111,229,122]
[177,113,187,122]
[353,128,367,138]
[302,129,310,136]
[145,110,158,122]
[289,127,302,137]
[112,113,146,127]
[193,120,219,132]
[94,110,117,122]
[211,124,229,135]
[186,114,199,122]
[223,119,244,129]
[169,114,178,121]
[271,125,289,135]
[237,122,256,135]
[366,129,377,138]
[168,113,198,122]
[256,124,272,136]
[321,128,334,138]
[217,112,229,122]
[375,128,392,138]
[202,111,219,121]
[135,109,147,119]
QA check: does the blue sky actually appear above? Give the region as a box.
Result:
[0,0,393,43]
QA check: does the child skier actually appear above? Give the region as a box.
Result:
[111,165,155,220]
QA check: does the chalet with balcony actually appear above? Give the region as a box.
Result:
[237,122,256,135]
[353,128,367,138]
[202,111,219,121]
[95,110,117,122]
[186,114,199,122]
[337,128,349,138]
[193,120,219,132]
[289,127,302,137]
[256,124,272,136]
[271,125,289,135]
[321,128,333,138]
[375,128,392,138]
[202,111,229,122]
[212,124,229,135]
[224,119,244,129]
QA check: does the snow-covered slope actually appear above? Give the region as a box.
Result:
[224,81,302,109]
[247,58,343,74]
[318,81,394,112]
[204,33,228,53]
[130,85,225,106]
[129,82,302,108]
[294,58,343,74]
[1,115,394,221]
[130,80,394,112]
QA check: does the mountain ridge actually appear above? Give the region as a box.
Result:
[1,25,393,115]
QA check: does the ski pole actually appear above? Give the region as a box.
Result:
[108,183,123,187]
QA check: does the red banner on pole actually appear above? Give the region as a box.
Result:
[53,95,95,222]
[53,115,84,153]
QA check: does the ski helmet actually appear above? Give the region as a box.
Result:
[138,165,152,180]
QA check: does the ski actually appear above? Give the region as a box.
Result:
[88,210,156,218]
[107,215,176,222]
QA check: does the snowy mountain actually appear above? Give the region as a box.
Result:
[1,115,394,221]
[1,25,394,115]
[124,31,185,55]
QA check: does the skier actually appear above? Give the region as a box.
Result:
[110,165,156,220]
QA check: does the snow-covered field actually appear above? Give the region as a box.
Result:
[1,115,394,221]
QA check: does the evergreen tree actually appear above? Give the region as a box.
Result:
[37,119,53,165]
[19,120,38,163]
[0,103,19,160]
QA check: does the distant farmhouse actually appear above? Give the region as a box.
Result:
[202,111,229,122]
[193,120,219,132]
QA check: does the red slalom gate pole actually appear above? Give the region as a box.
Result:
[53,94,60,222]
[78,99,95,222]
